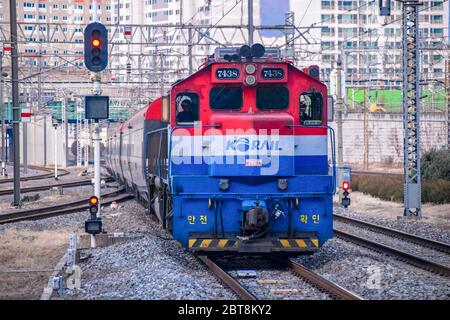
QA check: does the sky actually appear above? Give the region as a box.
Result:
[259,0,290,38]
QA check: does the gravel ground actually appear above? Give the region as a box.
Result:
[295,238,450,300]
[334,220,450,267]
[335,207,450,245]
[63,200,238,300]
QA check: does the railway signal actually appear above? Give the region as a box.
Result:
[342,181,351,208]
[84,22,108,72]
[85,196,102,236]
[88,196,99,218]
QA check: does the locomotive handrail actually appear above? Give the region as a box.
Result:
[286,125,337,195]
[145,127,170,182]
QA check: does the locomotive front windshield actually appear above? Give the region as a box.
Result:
[256,87,289,110]
[210,87,243,110]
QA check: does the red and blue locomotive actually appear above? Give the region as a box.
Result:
[105,45,336,255]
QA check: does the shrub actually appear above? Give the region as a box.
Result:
[421,149,450,181]
[351,174,450,204]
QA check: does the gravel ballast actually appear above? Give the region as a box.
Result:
[64,200,238,300]
[295,237,450,300]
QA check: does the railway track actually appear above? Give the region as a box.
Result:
[198,255,362,300]
[0,188,133,224]
[334,213,450,254]
[334,229,450,277]
[0,166,70,184]
[197,256,257,300]
[0,177,115,196]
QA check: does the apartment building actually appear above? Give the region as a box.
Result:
[295,0,449,85]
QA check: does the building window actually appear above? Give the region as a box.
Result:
[430,1,443,10]
[431,28,443,37]
[431,15,443,24]
[321,1,335,10]
[338,1,357,10]
[321,27,335,37]
[321,14,335,23]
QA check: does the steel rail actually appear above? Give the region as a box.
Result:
[0,166,70,184]
[334,229,450,277]
[197,255,257,300]
[0,189,132,224]
[286,259,363,300]
[334,213,450,254]
[0,177,114,196]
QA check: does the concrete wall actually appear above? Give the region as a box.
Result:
[19,115,66,167]
[330,112,447,165]
[17,116,107,167]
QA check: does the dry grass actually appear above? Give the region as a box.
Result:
[352,175,450,204]
[0,228,69,299]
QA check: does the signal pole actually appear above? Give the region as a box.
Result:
[10,0,21,206]
[248,0,254,46]
[0,50,6,177]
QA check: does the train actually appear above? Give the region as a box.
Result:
[105,44,336,255]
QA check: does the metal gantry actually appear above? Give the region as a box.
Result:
[401,0,421,217]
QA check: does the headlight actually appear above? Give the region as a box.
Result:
[278,179,288,191]
[219,179,229,191]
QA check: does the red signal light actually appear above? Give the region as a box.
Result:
[92,39,100,47]
[89,196,99,205]
[342,181,350,191]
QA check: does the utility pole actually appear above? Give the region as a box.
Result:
[188,25,193,75]
[85,119,89,169]
[76,101,82,167]
[160,52,164,97]
[10,0,21,206]
[336,55,344,200]
[53,120,58,180]
[446,59,450,150]
[23,89,28,174]
[363,87,369,170]
[63,96,68,167]
[248,0,254,46]
[336,56,344,167]
[400,0,421,217]
[38,43,46,167]
[1,50,6,176]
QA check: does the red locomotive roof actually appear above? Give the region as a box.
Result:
[145,97,163,120]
